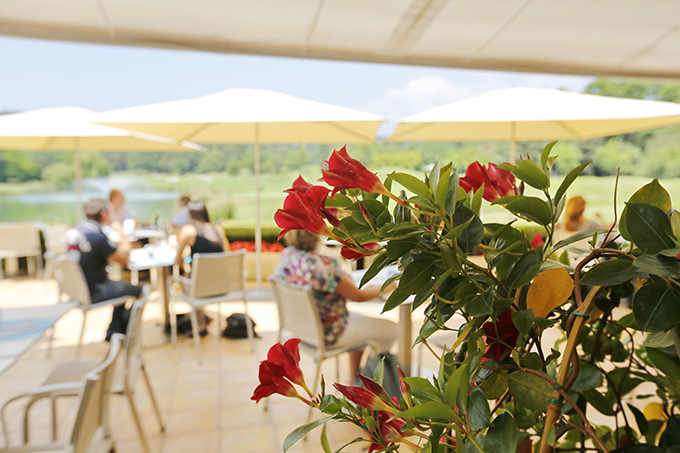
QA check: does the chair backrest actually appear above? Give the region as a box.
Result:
[69,334,123,453]
[45,224,71,254]
[269,278,325,349]
[190,250,246,299]
[0,222,40,253]
[48,253,92,307]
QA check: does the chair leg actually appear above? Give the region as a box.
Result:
[43,259,53,281]
[217,302,222,333]
[51,398,57,441]
[243,299,255,353]
[141,364,165,431]
[307,354,324,426]
[170,299,177,348]
[36,254,43,279]
[189,309,202,365]
[46,324,56,359]
[77,310,88,358]
[125,384,151,453]
[27,256,36,277]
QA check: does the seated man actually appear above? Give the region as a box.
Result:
[65,198,143,340]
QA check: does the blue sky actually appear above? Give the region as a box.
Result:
[0,36,594,122]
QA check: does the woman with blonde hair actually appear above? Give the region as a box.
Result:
[564,196,602,232]
[272,229,397,381]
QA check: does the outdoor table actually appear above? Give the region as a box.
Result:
[128,246,177,327]
[349,266,414,376]
[0,302,78,375]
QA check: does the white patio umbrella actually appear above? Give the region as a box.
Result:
[387,87,680,162]
[0,107,205,214]
[93,88,384,288]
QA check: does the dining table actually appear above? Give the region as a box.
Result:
[349,265,414,376]
[127,245,177,327]
[0,302,78,375]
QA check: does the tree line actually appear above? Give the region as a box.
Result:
[2,79,680,186]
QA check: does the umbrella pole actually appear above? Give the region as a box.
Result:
[254,125,262,289]
[510,122,517,163]
[74,140,84,219]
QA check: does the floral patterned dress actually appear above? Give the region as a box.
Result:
[272,246,348,345]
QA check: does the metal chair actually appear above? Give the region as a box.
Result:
[42,224,70,280]
[0,334,123,452]
[0,222,42,279]
[268,278,378,422]
[46,253,135,357]
[170,250,254,364]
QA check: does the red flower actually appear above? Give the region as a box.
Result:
[340,242,380,261]
[460,162,518,202]
[274,189,335,240]
[482,310,520,360]
[266,339,308,390]
[368,411,412,452]
[251,361,301,403]
[333,383,397,413]
[284,175,313,194]
[321,146,390,196]
[531,233,545,249]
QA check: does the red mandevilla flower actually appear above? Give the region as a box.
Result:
[274,189,335,239]
[266,339,309,390]
[460,161,518,202]
[340,242,380,261]
[531,233,545,249]
[321,146,390,196]
[333,383,397,413]
[482,310,520,360]
[283,175,313,194]
[251,361,301,403]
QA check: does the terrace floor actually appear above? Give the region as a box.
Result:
[0,276,430,453]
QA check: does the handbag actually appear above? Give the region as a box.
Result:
[221,313,259,338]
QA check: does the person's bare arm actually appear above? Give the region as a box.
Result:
[174,225,196,267]
[217,225,230,252]
[336,275,397,302]
[108,249,130,267]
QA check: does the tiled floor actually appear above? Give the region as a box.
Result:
[0,276,426,453]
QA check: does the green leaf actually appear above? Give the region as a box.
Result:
[483,413,519,453]
[504,246,543,289]
[452,205,484,254]
[627,403,649,436]
[553,228,607,251]
[507,371,552,412]
[570,363,603,392]
[443,217,474,240]
[646,348,680,380]
[643,330,675,348]
[581,388,615,416]
[444,168,459,215]
[620,179,673,241]
[400,258,435,293]
[554,161,591,204]
[435,164,449,205]
[672,210,680,241]
[633,283,680,332]
[386,238,419,260]
[634,254,680,279]
[413,279,437,310]
[511,309,535,336]
[505,197,552,225]
[360,252,391,288]
[320,424,331,453]
[429,160,441,196]
[445,362,469,407]
[512,159,550,190]
[468,387,491,429]
[467,285,494,317]
[395,401,459,421]
[382,290,410,313]
[625,203,676,254]
[471,184,484,216]
[580,259,638,286]
[401,377,441,401]
[283,416,333,452]
[388,172,432,200]
[541,141,557,171]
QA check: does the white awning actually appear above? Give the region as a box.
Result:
[2,0,680,79]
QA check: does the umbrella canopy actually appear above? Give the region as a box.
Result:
[387,87,680,161]
[93,88,384,287]
[0,106,205,212]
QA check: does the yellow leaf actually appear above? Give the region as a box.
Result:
[526,267,574,319]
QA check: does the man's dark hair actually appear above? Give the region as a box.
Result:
[179,195,191,206]
[84,198,108,222]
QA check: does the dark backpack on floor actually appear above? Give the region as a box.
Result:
[221,313,259,338]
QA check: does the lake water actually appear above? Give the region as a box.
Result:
[0,176,179,225]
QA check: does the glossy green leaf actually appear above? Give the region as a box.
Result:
[452,205,484,254]
[471,184,484,216]
[646,348,680,380]
[570,363,603,392]
[483,413,519,453]
[435,164,449,205]
[400,258,435,293]
[581,388,615,416]
[481,370,509,400]
[332,438,364,453]
[620,179,673,241]
[382,290,410,313]
[504,246,543,289]
[468,387,491,429]
[625,203,676,254]
[507,371,552,412]
[511,309,535,336]
[388,172,432,200]
[444,169,459,215]
[553,228,607,251]
[554,161,591,204]
[627,403,649,436]
[360,252,391,288]
[506,197,552,225]
[386,238,420,260]
[413,278,437,310]
[580,259,638,286]
[513,159,550,190]
[672,210,680,241]
[443,217,474,240]
[660,415,680,448]
[401,377,441,401]
[429,160,441,195]
[467,285,494,317]
[633,283,680,332]
[634,254,680,279]
[541,141,557,171]
[395,401,459,421]
[643,330,675,348]
[320,424,331,453]
[283,416,333,452]
[445,362,469,407]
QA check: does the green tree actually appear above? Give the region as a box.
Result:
[593,137,641,175]
[41,162,73,188]
[0,151,41,182]
[552,142,583,174]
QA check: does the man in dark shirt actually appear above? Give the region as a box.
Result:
[65,198,142,340]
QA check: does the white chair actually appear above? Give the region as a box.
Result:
[42,224,70,280]
[0,334,124,452]
[46,253,137,358]
[170,250,254,364]
[0,222,42,279]
[268,278,378,422]
[0,298,163,453]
